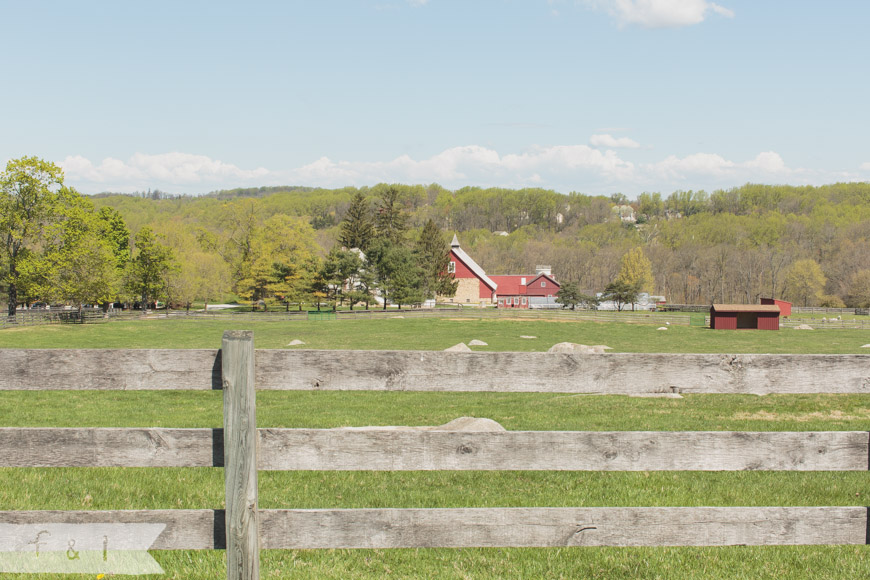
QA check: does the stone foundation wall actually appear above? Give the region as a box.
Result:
[439,278,490,304]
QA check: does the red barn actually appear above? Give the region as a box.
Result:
[710,304,781,330]
[445,236,498,304]
[760,298,792,317]
[442,236,560,307]
[491,272,561,309]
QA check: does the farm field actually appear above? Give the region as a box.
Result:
[1,317,869,579]
[1,315,870,352]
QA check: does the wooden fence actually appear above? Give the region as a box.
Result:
[1,335,869,579]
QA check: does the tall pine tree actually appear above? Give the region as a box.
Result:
[415,219,457,300]
[374,185,408,245]
[338,191,373,251]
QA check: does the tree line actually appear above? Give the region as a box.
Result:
[5,155,870,313]
[0,158,457,314]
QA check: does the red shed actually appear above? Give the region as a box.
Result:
[710,304,781,330]
[760,298,792,317]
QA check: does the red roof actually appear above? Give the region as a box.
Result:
[489,275,529,296]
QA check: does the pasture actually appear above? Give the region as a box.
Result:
[1,316,869,578]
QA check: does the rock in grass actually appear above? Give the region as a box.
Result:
[520,335,537,339]
[468,339,488,346]
[547,343,611,354]
[794,324,814,330]
[287,339,305,346]
[861,344,870,348]
[445,342,472,352]
[657,327,669,331]
[334,416,505,432]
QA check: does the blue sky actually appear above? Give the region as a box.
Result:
[3,0,869,197]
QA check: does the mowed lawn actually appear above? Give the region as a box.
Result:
[1,316,869,579]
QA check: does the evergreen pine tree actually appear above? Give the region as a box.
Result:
[374,185,408,244]
[338,192,374,251]
[415,219,458,300]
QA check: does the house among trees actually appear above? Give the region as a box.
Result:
[442,236,560,308]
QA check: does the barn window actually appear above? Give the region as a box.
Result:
[448,261,455,273]
[521,297,527,305]
[513,297,519,305]
[541,282,546,287]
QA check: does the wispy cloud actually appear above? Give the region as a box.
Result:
[590,134,641,149]
[582,0,734,28]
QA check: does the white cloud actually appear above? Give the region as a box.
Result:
[647,151,789,182]
[861,162,870,171]
[590,133,641,149]
[744,151,787,173]
[584,0,734,28]
[59,146,820,197]
[60,152,269,192]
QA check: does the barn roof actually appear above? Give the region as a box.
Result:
[450,236,497,291]
[489,276,527,295]
[711,304,781,313]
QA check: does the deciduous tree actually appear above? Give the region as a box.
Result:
[0,157,64,315]
[616,247,655,293]
[784,259,826,307]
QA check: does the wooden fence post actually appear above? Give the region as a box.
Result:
[222,330,259,580]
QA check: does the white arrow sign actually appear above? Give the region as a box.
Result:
[0,523,165,574]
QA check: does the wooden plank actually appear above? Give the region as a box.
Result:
[255,351,870,395]
[1,349,868,394]
[222,331,259,580]
[257,430,870,472]
[0,510,220,550]
[262,507,868,548]
[4,429,865,471]
[0,349,220,390]
[0,428,217,467]
[2,507,865,549]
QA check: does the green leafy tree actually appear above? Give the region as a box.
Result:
[338,191,374,251]
[126,227,178,309]
[414,219,458,301]
[846,269,870,308]
[47,190,120,312]
[555,282,581,310]
[601,280,640,312]
[616,247,655,293]
[319,247,364,309]
[555,282,599,310]
[367,239,423,309]
[637,192,663,218]
[236,215,319,307]
[0,156,65,315]
[96,206,131,271]
[784,259,826,307]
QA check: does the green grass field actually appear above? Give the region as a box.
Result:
[1,316,869,578]
[1,315,870,352]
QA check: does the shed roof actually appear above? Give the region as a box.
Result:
[711,304,780,313]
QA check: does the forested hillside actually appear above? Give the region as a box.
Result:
[88,181,870,308]
[4,155,869,312]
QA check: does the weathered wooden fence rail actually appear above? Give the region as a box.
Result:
[1,335,869,580]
